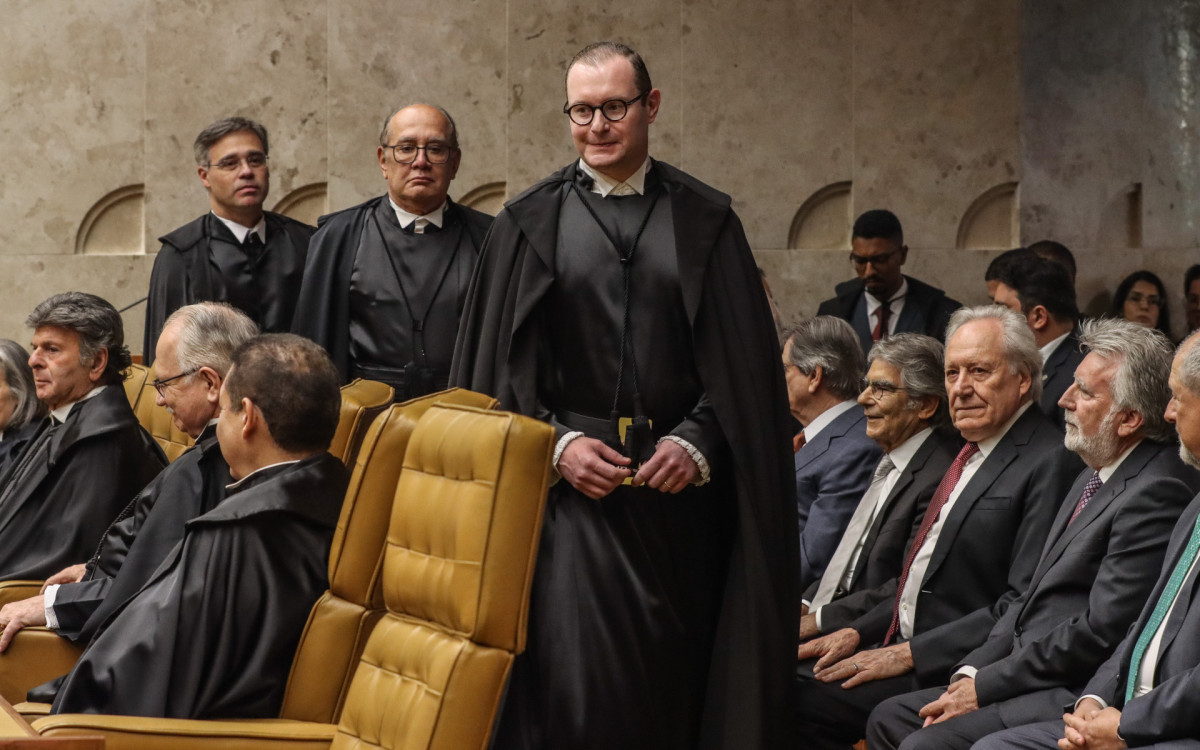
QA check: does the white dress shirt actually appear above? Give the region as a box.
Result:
[864,278,909,338]
[388,197,446,234]
[1039,331,1071,365]
[578,157,650,197]
[212,212,267,244]
[802,400,858,444]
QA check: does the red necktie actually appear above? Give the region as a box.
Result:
[883,441,980,645]
[793,433,807,454]
[1068,472,1103,525]
[873,303,891,342]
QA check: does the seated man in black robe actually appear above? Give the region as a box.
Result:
[0,303,257,685]
[51,333,349,719]
[144,117,314,364]
[292,103,491,399]
[452,42,796,749]
[0,292,166,581]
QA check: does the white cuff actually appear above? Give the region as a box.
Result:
[551,431,585,484]
[814,606,824,633]
[952,666,978,681]
[1077,694,1109,711]
[43,584,60,630]
[658,435,711,485]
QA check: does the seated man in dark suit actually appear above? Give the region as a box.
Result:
[817,210,961,354]
[866,318,1199,750]
[0,292,166,581]
[784,317,883,592]
[793,306,1084,749]
[800,333,963,641]
[989,251,1083,431]
[0,303,257,673]
[51,333,350,719]
[974,329,1200,750]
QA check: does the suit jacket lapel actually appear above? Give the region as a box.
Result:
[795,408,858,472]
[894,278,925,334]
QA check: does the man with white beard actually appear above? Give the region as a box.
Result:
[866,318,1200,750]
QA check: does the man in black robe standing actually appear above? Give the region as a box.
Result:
[451,41,797,749]
[144,117,314,364]
[51,333,349,719]
[292,104,491,398]
[0,303,257,681]
[0,293,165,581]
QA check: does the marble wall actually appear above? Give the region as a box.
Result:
[0,0,1196,353]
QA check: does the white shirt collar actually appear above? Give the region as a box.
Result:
[578,157,650,197]
[864,278,909,314]
[225,459,302,491]
[1097,439,1141,483]
[1039,331,1072,365]
[389,197,446,231]
[974,401,1033,458]
[888,426,934,474]
[211,212,267,244]
[50,384,107,424]
[802,400,858,443]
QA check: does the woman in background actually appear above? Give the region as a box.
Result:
[1112,270,1173,341]
[0,339,46,481]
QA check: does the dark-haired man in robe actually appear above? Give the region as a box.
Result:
[144,117,313,364]
[452,42,796,749]
[292,104,490,399]
[52,334,348,719]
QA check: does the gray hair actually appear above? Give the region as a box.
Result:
[945,305,1043,403]
[1077,318,1175,444]
[378,104,459,150]
[26,292,130,386]
[162,302,259,378]
[1177,330,1200,398]
[0,339,45,431]
[782,316,866,401]
[193,117,269,166]
[869,333,951,430]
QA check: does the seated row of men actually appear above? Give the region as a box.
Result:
[786,303,1200,749]
[0,292,348,718]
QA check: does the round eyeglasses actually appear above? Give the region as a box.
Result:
[563,91,649,126]
[385,142,454,165]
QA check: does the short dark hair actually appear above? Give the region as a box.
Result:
[984,247,1034,283]
[378,104,460,150]
[1027,240,1076,282]
[224,334,341,453]
[1112,270,1172,341]
[997,254,1079,324]
[1185,264,1200,293]
[26,292,131,386]
[566,41,652,95]
[193,117,269,166]
[852,209,903,245]
[782,317,866,401]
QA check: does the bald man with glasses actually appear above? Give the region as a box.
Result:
[293,103,491,399]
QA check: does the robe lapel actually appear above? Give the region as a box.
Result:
[664,170,724,328]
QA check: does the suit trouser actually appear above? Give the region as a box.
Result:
[794,658,920,750]
[866,686,1007,750]
[971,719,1200,750]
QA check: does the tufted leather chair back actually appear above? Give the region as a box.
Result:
[123,363,150,409]
[132,366,194,463]
[330,404,553,750]
[279,389,499,725]
[328,379,394,467]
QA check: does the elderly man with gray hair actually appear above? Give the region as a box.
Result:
[867,317,1200,750]
[784,316,885,592]
[0,340,46,480]
[799,333,964,642]
[793,305,1084,750]
[0,292,166,583]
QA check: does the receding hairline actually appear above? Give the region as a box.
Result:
[380,103,458,148]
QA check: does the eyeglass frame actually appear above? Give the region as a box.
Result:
[204,152,269,171]
[860,377,905,400]
[562,91,650,126]
[1126,290,1162,308]
[849,246,904,268]
[382,142,456,165]
[152,369,198,397]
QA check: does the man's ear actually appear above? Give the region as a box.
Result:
[239,397,259,440]
[809,365,824,394]
[197,367,222,406]
[86,348,109,384]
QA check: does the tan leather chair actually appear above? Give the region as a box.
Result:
[133,368,194,463]
[328,379,394,468]
[123,364,150,410]
[33,399,553,750]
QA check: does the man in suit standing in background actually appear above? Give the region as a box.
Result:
[818,210,961,354]
[783,317,883,592]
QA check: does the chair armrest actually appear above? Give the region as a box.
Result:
[0,581,45,608]
[33,716,337,750]
[0,629,84,705]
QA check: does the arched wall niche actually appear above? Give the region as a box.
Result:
[76,185,146,255]
[789,181,852,250]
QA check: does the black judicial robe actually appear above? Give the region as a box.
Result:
[450,160,797,749]
[52,422,229,643]
[0,386,165,581]
[144,211,314,364]
[51,453,348,719]
[292,196,490,397]
[0,421,40,487]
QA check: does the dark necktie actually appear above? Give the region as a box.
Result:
[1068,472,1103,525]
[884,441,980,644]
[1125,512,1200,702]
[873,303,891,342]
[243,231,264,265]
